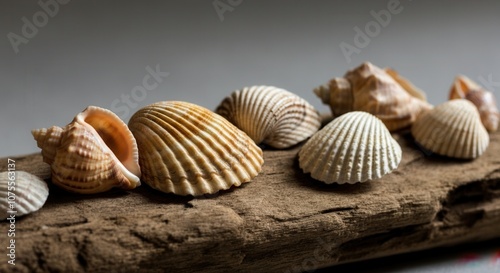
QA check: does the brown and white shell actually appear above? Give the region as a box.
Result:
[215,85,321,149]
[32,106,141,194]
[314,62,433,132]
[411,99,489,159]
[1,171,49,220]
[298,111,402,184]
[128,101,264,196]
[449,75,499,132]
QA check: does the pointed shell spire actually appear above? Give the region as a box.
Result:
[314,62,433,131]
[32,106,141,194]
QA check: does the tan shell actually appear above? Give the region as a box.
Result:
[215,85,321,149]
[128,101,264,196]
[298,111,402,184]
[32,106,141,194]
[314,62,433,132]
[1,171,49,220]
[411,99,489,159]
[449,75,499,132]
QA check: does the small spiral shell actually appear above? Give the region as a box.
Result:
[32,106,141,194]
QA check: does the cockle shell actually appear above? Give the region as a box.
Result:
[314,62,433,132]
[449,75,499,132]
[298,111,402,184]
[128,101,264,196]
[215,85,321,149]
[1,171,49,220]
[32,106,141,194]
[411,99,489,159]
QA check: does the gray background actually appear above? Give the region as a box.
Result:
[1,0,500,157]
[1,1,500,271]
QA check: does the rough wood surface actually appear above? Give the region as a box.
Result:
[1,131,500,273]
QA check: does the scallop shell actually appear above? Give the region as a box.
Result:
[215,85,321,149]
[1,171,49,220]
[314,62,433,132]
[449,75,499,132]
[32,106,141,194]
[411,99,489,159]
[298,111,402,184]
[128,101,264,196]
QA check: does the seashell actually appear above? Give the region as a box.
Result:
[298,111,402,184]
[128,101,264,196]
[385,68,427,101]
[314,62,433,132]
[449,75,499,132]
[411,99,489,159]
[32,106,141,194]
[215,85,321,149]
[1,171,49,220]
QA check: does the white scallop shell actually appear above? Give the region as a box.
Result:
[298,111,402,184]
[128,101,264,196]
[216,85,321,148]
[411,99,489,159]
[1,171,49,220]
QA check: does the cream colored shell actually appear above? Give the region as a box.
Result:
[298,111,402,184]
[32,106,141,194]
[449,75,499,132]
[1,171,49,220]
[216,85,321,149]
[128,101,264,196]
[314,62,433,132]
[411,99,489,159]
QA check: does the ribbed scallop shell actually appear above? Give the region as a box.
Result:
[32,106,141,194]
[411,99,489,159]
[1,171,49,220]
[298,111,402,184]
[128,101,264,196]
[449,75,499,132]
[314,62,433,132]
[216,85,321,149]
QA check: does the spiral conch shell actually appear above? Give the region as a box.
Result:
[32,106,141,194]
[1,171,49,220]
[314,62,433,132]
[449,75,499,132]
[411,99,489,159]
[215,85,321,149]
[128,101,264,196]
[298,111,402,184]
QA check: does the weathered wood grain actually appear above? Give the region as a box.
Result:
[1,131,500,273]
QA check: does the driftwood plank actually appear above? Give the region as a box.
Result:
[1,131,500,273]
